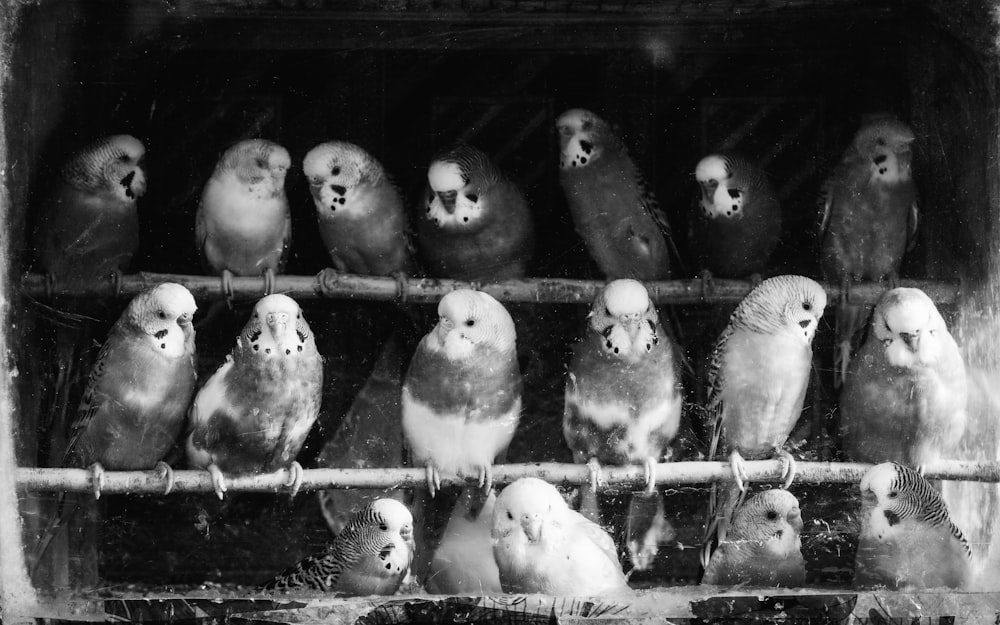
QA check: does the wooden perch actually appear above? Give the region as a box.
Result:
[19,270,962,306]
[16,459,1000,495]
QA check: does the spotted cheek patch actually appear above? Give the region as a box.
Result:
[725,189,743,216]
[873,153,890,176]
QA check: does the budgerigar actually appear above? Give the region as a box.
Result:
[262,498,415,595]
[839,287,967,467]
[492,477,631,595]
[691,153,781,279]
[303,141,413,276]
[556,108,673,280]
[417,144,534,281]
[196,139,292,295]
[563,278,682,571]
[701,489,806,587]
[425,487,503,595]
[855,462,972,589]
[186,294,323,499]
[818,117,919,386]
[401,289,521,498]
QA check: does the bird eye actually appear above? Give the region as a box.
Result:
[766,510,779,521]
[506,511,513,520]
[802,302,812,311]
[158,310,167,319]
[888,490,898,498]
[379,523,388,531]
[465,319,475,327]
[331,166,341,175]
[876,137,887,146]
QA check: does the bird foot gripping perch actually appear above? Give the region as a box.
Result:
[283,461,304,498]
[155,461,175,495]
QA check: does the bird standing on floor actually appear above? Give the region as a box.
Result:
[303,141,413,276]
[818,117,919,386]
[839,287,967,467]
[262,498,415,595]
[196,139,292,295]
[492,477,631,595]
[563,278,682,571]
[417,143,534,281]
[186,293,323,499]
[855,462,972,589]
[701,489,806,587]
[556,108,674,280]
[691,153,781,279]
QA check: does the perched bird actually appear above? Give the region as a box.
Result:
[839,287,967,467]
[491,477,631,595]
[417,143,534,281]
[196,139,292,295]
[425,487,503,595]
[563,278,683,570]
[401,289,521,497]
[303,141,413,276]
[556,108,674,280]
[186,293,323,499]
[855,462,972,589]
[701,489,806,587]
[691,153,781,279]
[262,498,415,595]
[33,134,147,284]
[818,117,919,386]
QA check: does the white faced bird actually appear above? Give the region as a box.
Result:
[701,489,806,587]
[556,108,674,280]
[196,139,292,294]
[839,287,967,467]
[563,278,682,570]
[303,141,413,277]
[401,289,521,497]
[491,477,631,595]
[262,498,415,595]
[818,118,919,386]
[186,293,323,499]
[691,153,781,279]
[855,462,972,589]
[418,143,534,281]
[33,134,147,284]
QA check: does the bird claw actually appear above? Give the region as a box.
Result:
[729,451,747,492]
[643,457,657,494]
[426,465,440,498]
[392,271,409,304]
[586,457,603,493]
[478,464,493,494]
[90,463,106,499]
[283,461,304,498]
[208,464,228,500]
[699,270,714,298]
[777,450,797,489]
[221,270,235,309]
[263,268,276,297]
[155,461,175,495]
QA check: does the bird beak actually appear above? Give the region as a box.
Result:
[621,315,642,339]
[177,313,192,327]
[437,190,458,214]
[400,524,413,543]
[521,514,542,543]
[900,331,920,352]
[787,508,804,532]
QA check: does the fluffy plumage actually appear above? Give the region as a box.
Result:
[492,477,631,595]
[401,289,521,497]
[855,462,972,589]
[262,498,414,595]
[425,487,503,595]
[303,141,413,276]
[556,108,673,280]
[417,144,534,281]
[691,153,781,278]
[839,287,967,466]
[186,293,323,499]
[563,278,682,570]
[818,117,919,386]
[701,489,805,587]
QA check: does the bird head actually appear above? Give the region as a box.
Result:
[425,144,494,229]
[367,498,415,546]
[428,289,516,361]
[240,293,315,359]
[872,287,946,367]
[222,139,291,198]
[556,108,608,170]
[492,477,565,545]
[588,279,660,363]
[304,141,381,216]
[733,275,826,343]
[860,462,920,541]
[127,282,197,357]
[64,134,148,202]
[853,117,916,184]
[695,154,744,219]
[729,489,803,557]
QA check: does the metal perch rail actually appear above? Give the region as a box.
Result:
[16,460,1000,495]
[20,270,963,305]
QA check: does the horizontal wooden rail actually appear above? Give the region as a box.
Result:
[16,460,1000,495]
[20,271,961,306]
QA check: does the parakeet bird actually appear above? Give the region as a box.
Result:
[303,141,413,277]
[33,134,146,284]
[262,498,415,595]
[701,489,806,587]
[196,139,292,295]
[491,477,631,595]
[691,153,781,279]
[855,462,972,589]
[818,117,919,386]
[563,278,683,571]
[556,108,673,280]
[839,287,967,467]
[401,289,521,497]
[417,143,534,281]
[186,293,323,499]
[425,487,503,595]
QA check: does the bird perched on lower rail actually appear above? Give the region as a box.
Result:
[491,477,631,595]
[854,462,972,589]
[701,489,806,587]
[262,498,415,595]
[186,293,323,499]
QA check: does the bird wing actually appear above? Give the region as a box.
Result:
[61,333,118,466]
